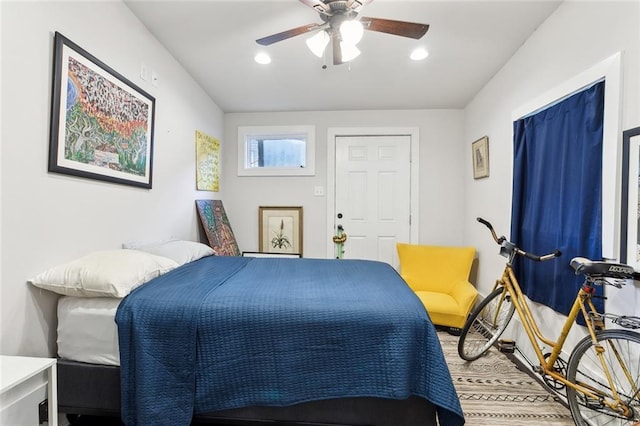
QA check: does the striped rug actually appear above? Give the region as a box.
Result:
[437,331,574,425]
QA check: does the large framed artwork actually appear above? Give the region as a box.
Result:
[259,206,303,256]
[49,32,155,188]
[620,126,640,267]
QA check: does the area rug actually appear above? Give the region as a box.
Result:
[437,331,574,425]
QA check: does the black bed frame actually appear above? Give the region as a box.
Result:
[57,359,437,426]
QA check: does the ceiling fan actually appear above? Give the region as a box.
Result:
[256,0,429,66]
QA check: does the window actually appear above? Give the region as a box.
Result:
[237,125,315,176]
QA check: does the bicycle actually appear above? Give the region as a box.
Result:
[457,217,640,425]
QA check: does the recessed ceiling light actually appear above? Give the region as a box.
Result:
[254,52,271,65]
[410,48,429,61]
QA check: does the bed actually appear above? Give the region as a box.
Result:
[34,247,464,426]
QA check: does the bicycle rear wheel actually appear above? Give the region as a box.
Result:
[457,285,515,361]
[566,329,640,425]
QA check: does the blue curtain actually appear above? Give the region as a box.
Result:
[510,81,605,318]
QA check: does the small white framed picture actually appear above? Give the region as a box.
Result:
[472,136,490,179]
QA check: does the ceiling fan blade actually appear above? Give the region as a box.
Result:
[256,23,322,46]
[360,17,429,39]
[298,0,331,16]
[332,32,344,65]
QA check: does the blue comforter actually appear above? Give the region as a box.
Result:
[116,256,464,426]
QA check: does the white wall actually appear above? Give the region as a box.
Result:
[3,0,637,363]
[223,110,466,259]
[464,1,640,359]
[0,1,224,357]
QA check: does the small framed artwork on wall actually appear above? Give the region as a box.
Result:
[472,136,490,179]
[259,206,303,256]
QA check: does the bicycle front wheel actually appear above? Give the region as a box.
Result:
[457,285,515,361]
[566,329,640,425]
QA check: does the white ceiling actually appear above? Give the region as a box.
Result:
[125,0,562,113]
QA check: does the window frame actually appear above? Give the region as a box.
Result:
[237,125,316,176]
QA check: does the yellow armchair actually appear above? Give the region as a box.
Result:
[397,243,478,330]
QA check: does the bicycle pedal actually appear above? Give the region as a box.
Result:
[581,395,604,410]
[498,339,516,353]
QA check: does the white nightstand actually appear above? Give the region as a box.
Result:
[0,355,57,426]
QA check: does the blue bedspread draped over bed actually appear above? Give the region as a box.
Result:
[116,256,464,426]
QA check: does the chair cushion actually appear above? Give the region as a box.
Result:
[414,291,469,329]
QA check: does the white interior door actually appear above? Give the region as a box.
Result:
[334,135,412,268]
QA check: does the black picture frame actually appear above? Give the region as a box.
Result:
[620,126,640,265]
[49,32,155,188]
[241,252,301,258]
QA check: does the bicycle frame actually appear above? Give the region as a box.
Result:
[495,259,636,415]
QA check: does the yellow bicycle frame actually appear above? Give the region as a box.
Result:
[494,264,638,417]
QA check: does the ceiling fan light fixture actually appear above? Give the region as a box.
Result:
[339,20,364,45]
[255,1,430,67]
[254,52,272,65]
[306,30,330,57]
[340,42,361,62]
[410,47,429,61]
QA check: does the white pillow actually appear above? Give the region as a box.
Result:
[28,250,179,298]
[122,238,177,250]
[126,240,214,266]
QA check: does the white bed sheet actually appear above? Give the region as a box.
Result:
[57,296,121,366]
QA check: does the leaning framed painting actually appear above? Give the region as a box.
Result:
[259,206,303,256]
[620,126,640,267]
[49,32,155,188]
[196,200,240,256]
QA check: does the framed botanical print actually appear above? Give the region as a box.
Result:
[259,206,303,256]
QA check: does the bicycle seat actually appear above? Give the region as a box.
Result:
[570,257,636,279]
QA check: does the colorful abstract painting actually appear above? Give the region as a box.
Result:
[49,32,155,188]
[196,200,240,256]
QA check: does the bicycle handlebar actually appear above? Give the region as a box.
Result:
[477,217,561,262]
[518,248,562,262]
[476,217,505,244]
